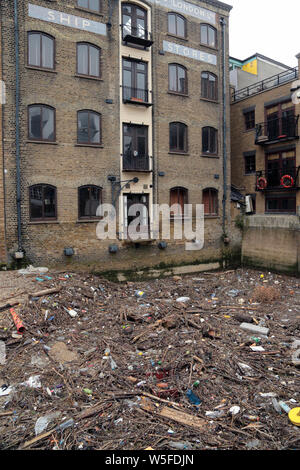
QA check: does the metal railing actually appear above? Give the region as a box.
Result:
[232,67,298,102]
[121,24,153,45]
[122,153,150,172]
[122,86,149,104]
[255,115,299,144]
[256,166,300,191]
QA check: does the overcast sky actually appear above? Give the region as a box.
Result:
[228,0,300,67]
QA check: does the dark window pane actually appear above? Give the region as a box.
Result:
[79,186,101,218]
[169,124,177,150]
[202,128,209,152]
[78,112,89,143]
[29,106,42,140]
[43,186,56,218]
[178,124,185,150]
[42,35,54,69]
[28,33,40,67]
[89,0,100,12]
[30,186,43,219]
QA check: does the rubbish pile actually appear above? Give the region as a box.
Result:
[0,268,299,450]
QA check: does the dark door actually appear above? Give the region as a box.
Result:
[124,193,149,239]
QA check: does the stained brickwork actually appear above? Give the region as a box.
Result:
[0,0,232,268]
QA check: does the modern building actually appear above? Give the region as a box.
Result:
[0,0,233,270]
[230,52,300,273]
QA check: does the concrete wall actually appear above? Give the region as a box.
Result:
[242,215,300,274]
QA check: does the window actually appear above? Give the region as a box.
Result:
[266,194,296,214]
[203,188,218,215]
[79,185,102,219]
[200,24,217,48]
[244,153,256,174]
[168,13,186,38]
[123,124,149,170]
[29,184,57,221]
[266,150,296,188]
[244,110,255,130]
[28,32,54,70]
[169,122,187,153]
[77,0,100,12]
[169,64,187,95]
[122,3,147,40]
[266,102,295,140]
[201,72,217,101]
[170,187,188,217]
[28,105,55,142]
[123,58,148,102]
[77,110,101,145]
[77,43,101,78]
[202,127,217,154]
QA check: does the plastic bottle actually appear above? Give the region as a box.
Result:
[57,418,74,431]
[186,389,201,406]
[169,441,192,450]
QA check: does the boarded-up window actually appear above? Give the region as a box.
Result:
[203,188,218,215]
[170,187,188,217]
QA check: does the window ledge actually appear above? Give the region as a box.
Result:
[26,66,57,74]
[75,7,104,17]
[28,220,59,225]
[75,144,104,148]
[168,91,189,98]
[74,74,103,82]
[200,98,219,104]
[169,151,189,156]
[27,140,58,145]
[204,215,220,219]
[76,219,102,223]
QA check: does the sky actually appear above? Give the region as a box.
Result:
[228,0,300,68]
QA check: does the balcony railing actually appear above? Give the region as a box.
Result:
[122,153,150,172]
[121,24,153,48]
[232,67,298,102]
[255,115,299,145]
[122,86,152,106]
[255,166,300,191]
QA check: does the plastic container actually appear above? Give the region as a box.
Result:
[186,389,201,406]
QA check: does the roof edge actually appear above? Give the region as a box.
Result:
[200,0,233,12]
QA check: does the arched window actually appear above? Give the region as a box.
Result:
[29,184,57,221]
[203,188,218,215]
[202,126,218,154]
[169,122,188,153]
[77,110,101,145]
[77,43,101,78]
[200,24,217,48]
[168,13,186,38]
[122,3,147,40]
[201,72,218,101]
[77,0,100,13]
[28,105,55,142]
[78,185,102,219]
[169,64,187,94]
[28,32,54,69]
[170,187,188,217]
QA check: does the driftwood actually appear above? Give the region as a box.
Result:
[29,287,61,298]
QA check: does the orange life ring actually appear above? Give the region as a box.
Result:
[280,174,294,189]
[257,177,267,190]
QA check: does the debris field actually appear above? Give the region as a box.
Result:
[0,268,299,450]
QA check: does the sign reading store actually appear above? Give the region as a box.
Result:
[163,40,217,65]
[28,3,107,36]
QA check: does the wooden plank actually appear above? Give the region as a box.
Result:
[159,406,206,430]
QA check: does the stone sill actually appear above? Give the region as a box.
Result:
[166,33,188,42]
[74,74,103,82]
[75,144,104,148]
[168,91,189,98]
[201,154,219,159]
[28,221,59,225]
[169,152,189,156]
[200,98,219,104]
[25,66,57,74]
[76,219,102,223]
[27,141,58,145]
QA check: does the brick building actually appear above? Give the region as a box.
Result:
[230,53,300,273]
[0,0,233,270]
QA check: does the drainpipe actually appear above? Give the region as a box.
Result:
[14,0,23,256]
[220,17,227,235]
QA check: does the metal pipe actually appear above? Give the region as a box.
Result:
[220,17,227,235]
[14,0,22,253]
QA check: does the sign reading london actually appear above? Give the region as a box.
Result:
[28,4,107,36]
[163,40,217,65]
[149,0,216,24]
